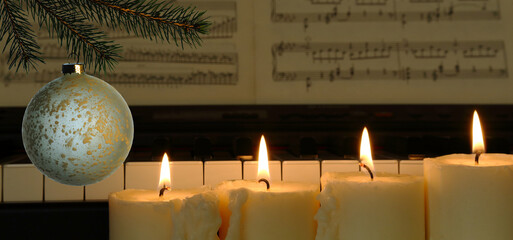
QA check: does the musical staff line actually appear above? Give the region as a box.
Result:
[122,49,237,65]
[356,0,388,6]
[271,40,508,90]
[272,40,504,60]
[204,16,237,39]
[32,42,239,65]
[0,69,238,87]
[274,67,507,82]
[271,0,500,29]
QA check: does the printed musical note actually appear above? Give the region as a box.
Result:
[355,0,388,6]
[122,48,238,64]
[271,0,500,27]
[272,40,507,83]
[35,42,238,65]
[0,64,237,87]
[274,66,507,82]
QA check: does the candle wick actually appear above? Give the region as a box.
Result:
[359,163,374,180]
[159,185,170,197]
[258,178,270,190]
[475,152,482,165]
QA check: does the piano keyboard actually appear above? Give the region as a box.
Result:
[0,160,423,203]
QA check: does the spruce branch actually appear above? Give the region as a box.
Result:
[0,0,211,73]
[27,0,121,72]
[74,0,210,47]
[0,0,43,72]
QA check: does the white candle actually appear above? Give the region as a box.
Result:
[316,172,425,240]
[216,135,319,240]
[425,155,513,239]
[109,188,220,240]
[109,153,221,240]
[425,111,513,240]
[316,127,425,240]
[217,180,319,240]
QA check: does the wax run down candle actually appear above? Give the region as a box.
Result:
[109,153,221,240]
[216,135,319,240]
[425,111,513,240]
[316,127,425,240]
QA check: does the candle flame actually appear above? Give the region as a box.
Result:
[158,153,171,190]
[472,111,485,154]
[360,127,375,172]
[257,135,271,183]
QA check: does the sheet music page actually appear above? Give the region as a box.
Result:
[254,0,513,104]
[0,0,255,106]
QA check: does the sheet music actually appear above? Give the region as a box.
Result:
[255,0,513,104]
[2,0,513,105]
[0,0,255,106]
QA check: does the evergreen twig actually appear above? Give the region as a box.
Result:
[74,0,210,47]
[28,0,121,72]
[0,0,210,73]
[0,0,43,72]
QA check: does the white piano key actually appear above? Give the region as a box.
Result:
[282,160,320,184]
[85,165,124,200]
[170,161,203,189]
[373,160,399,174]
[44,177,84,201]
[3,164,43,202]
[204,161,242,187]
[321,160,359,175]
[400,160,424,176]
[125,162,160,190]
[243,160,281,182]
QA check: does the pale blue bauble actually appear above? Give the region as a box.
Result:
[22,66,133,186]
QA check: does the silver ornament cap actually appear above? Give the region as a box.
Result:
[62,63,84,74]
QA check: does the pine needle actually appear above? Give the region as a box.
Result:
[0,0,211,73]
[0,0,44,72]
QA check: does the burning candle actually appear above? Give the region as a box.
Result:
[216,135,319,240]
[109,153,221,240]
[424,111,513,240]
[316,127,425,240]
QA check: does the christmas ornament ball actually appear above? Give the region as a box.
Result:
[22,64,133,186]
